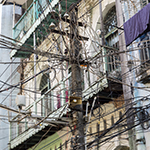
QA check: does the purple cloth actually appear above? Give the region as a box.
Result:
[123,3,150,46]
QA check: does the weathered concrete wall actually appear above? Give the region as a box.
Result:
[0,4,21,150]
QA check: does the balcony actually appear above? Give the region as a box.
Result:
[105,47,121,79]
[13,0,57,41]
[10,66,116,149]
[10,76,70,150]
[10,104,69,150]
[11,0,79,58]
[104,46,122,93]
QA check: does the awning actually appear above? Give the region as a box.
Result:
[82,77,108,100]
[10,104,69,149]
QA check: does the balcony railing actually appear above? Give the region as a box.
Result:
[10,75,70,143]
[136,38,150,83]
[105,47,121,79]
[140,39,150,66]
[13,0,53,41]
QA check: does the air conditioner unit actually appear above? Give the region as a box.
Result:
[15,95,26,107]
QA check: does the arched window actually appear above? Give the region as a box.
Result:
[104,6,117,35]
[103,6,120,73]
[114,145,129,150]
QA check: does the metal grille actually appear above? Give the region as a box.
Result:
[106,49,120,73]
[13,0,52,40]
[104,6,117,35]
[140,38,150,70]
[140,0,149,8]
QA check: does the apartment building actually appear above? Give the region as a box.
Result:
[7,0,150,149]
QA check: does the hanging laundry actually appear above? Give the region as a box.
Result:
[123,3,150,46]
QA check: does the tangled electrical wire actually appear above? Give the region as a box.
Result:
[1,1,150,150]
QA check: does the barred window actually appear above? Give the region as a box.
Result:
[104,6,117,35]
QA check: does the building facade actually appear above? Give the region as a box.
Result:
[6,0,150,150]
[0,2,24,149]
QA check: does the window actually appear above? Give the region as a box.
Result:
[65,90,68,102]
[65,141,68,149]
[111,115,114,126]
[140,0,150,8]
[97,123,100,132]
[104,6,117,35]
[57,93,61,109]
[90,127,92,135]
[39,73,51,116]
[103,119,107,130]
[106,47,120,72]
[103,6,120,73]
[60,143,62,150]
[119,111,122,119]
[139,33,150,65]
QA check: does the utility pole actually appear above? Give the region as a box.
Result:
[69,6,85,150]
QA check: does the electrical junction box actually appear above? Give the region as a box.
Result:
[15,95,26,107]
[69,96,82,110]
